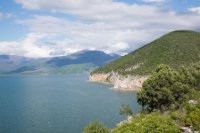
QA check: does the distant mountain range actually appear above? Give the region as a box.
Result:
[92,30,200,75]
[47,50,119,67]
[0,50,119,75]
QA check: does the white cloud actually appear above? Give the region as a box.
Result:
[105,42,129,53]
[0,0,198,57]
[15,0,166,21]
[16,15,160,55]
[0,31,87,58]
[0,33,51,58]
[189,7,200,14]
[142,0,165,3]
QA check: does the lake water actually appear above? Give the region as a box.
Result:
[0,74,140,133]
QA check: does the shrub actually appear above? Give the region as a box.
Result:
[185,108,200,131]
[111,113,181,133]
[83,121,110,133]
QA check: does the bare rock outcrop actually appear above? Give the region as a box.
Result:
[89,72,148,91]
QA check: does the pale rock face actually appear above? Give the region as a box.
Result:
[89,72,148,91]
[89,73,110,83]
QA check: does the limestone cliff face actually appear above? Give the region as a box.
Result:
[89,72,148,91]
[89,73,110,83]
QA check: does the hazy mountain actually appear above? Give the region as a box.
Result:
[0,50,119,75]
[0,55,33,73]
[46,50,119,67]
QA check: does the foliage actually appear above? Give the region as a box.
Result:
[184,89,200,131]
[168,110,186,126]
[92,30,200,75]
[119,104,134,116]
[137,64,192,112]
[188,62,200,90]
[185,108,200,131]
[83,121,110,133]
[111,113,181,133]
[87,62,200,132]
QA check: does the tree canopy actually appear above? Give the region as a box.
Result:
[137,64,192,112]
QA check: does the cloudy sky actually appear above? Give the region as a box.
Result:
[0,0,200,58]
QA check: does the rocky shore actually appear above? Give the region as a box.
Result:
[89,72,148,91]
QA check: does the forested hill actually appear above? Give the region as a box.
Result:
[92,30,200,75]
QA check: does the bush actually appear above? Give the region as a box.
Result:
[83,121,110,133]
[185,108,200,131]
[190,62,200,90]
[111,113,181,133]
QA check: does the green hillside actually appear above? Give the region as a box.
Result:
[92,30,200,75]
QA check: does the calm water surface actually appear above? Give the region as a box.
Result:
[0,74,140,133]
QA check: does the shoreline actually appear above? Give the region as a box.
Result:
[89,72,148,91]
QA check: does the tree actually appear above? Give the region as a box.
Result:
[137,64,191,112]
[178,66,196,88]
[189,62,200,90]
[83,121,110,133]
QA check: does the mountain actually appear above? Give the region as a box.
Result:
[0,50,119,75]
[0,55,34,73]
[46,50,119,67]
[92,30,200,76]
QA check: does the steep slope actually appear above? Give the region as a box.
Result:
[90,30,200,90]
[92,30,200,75]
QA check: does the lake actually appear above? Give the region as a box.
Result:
[0,74,140,133]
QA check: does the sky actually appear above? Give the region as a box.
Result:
[0,0,200,58]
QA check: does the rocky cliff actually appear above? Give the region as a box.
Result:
[89,72,148,91]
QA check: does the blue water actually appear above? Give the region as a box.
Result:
[0,74,140,133]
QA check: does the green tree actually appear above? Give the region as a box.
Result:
[83,121,110,133]
[178,66,196,88]
[189,62,200,90]
[137,64,191,112]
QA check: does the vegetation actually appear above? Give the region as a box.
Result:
[83,121,110,133]
[111,113,181,133]
[184,90,200,131]
[185,108,200,131]
[86,31,200,132]
[84,62,200,132]
[137,64,192,112]
[92,30,200,75]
